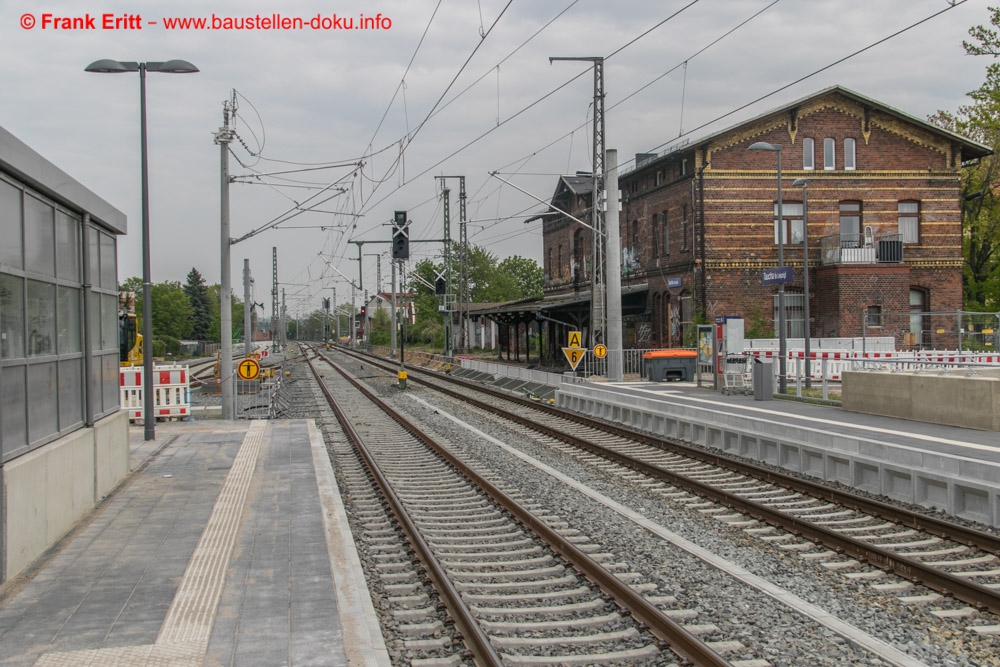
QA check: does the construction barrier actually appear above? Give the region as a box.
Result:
[745,349,1000,382]
[120,364,191,422]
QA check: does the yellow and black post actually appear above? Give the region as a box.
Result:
[397,366,407,390]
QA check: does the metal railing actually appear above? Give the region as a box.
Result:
[820,232,903,265]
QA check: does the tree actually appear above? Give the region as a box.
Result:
[183,268,212,340]
[931,6,1000,308]
[149,282,193,340]
[497,255,544,299]
[409,259,445,348]
[369,308,392,346]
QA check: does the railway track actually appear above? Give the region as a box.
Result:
[334,346,1000,613]
[280,344,1000,666]
[313,345,1000,654]
[305,348,736,666]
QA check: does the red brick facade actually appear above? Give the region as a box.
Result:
[540,87,987,351]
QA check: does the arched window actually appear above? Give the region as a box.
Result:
[572,229,587,281]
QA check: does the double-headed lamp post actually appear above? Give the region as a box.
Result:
[792,178,811,387]
[85,59,199,440]
[748,141,786,394]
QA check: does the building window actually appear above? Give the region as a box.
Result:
[632,220,639,258]
[844,138,856,170]
[803,138,814,170]
[774,290,805,338]
[557,245,562,281]
[866,305,882,328]
[680,205,690,251]
[546,248,552,281]
[839,201,861,243]
[655,171,662,186]
[662,210,669,255]
[773,202,804,245]
[573,229,588,281]
[898,200,919,244]
[909,288,928,347]
[824,138,835,170]
[652,215,659,258]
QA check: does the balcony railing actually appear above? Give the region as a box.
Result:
[820,232,903,266]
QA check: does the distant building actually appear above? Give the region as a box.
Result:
[534,85,989,357]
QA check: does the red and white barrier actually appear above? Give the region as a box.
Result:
[120,364,190,422]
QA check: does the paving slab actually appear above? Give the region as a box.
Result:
[0,419,390,667]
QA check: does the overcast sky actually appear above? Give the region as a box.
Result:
[1,0,994,315]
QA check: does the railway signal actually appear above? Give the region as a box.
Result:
[392,210,409,260]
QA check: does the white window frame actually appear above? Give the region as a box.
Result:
[844,138,856,171]
[824,138,835,170]
[898,201,919,244]
[803,138,814,170]
[773,202,804,245]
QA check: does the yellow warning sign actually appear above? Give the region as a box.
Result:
[567,330,582,348]
[237,358,261,381]
[593,344,608,359]
[563,347,586,370]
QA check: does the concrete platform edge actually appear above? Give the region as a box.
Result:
[556,383,1000,527]
[308,420,391,667]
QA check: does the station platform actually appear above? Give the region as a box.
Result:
[556,379,1000,527]
[0,420,390,667]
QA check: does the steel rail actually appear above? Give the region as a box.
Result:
[312,348,732,667]
[332,347,1000,616]
[304,352,504,667]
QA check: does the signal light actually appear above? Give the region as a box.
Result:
[392,211,409,259]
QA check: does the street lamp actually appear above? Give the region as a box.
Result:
[86,59,199,440]
[792,178,811,388]
[748,141,786,394]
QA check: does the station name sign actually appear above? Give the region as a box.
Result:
[761,266,792,286]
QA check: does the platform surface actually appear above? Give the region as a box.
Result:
[0,419,388,667]
[602,379,1000,466]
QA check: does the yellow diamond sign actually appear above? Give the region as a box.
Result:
[563,347,586,370]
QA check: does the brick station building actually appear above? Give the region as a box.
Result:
[537,85,990,355]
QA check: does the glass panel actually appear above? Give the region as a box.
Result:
[100,232,117,289]
[56,210,82,282]
[91,346,105,413]
[26,280,56,357]
[89,285,101,353]
[2,365,27,457]
[803,138,814,170]
[59,358,84,429]
[844,138,856,170]
[773,203,803,217]
[88,226,100,288]
[102,353,119,413]
[23,195,56,278]
[899,218,919,243]
[824,138,835,170]
[899,202,919,214]
[0,179,23,269]
[58,286,82,353]
[1,273,25,359]
[102,293,117,351]
[28,361,58,444]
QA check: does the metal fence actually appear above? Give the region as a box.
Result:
[863,310,1000,352]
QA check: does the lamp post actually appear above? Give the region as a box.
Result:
[86,59,199,440]
[748,141,786,394]
[792,178,811,388]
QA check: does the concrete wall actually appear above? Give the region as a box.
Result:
[843,371,1000,431]
[2,410,129,582]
